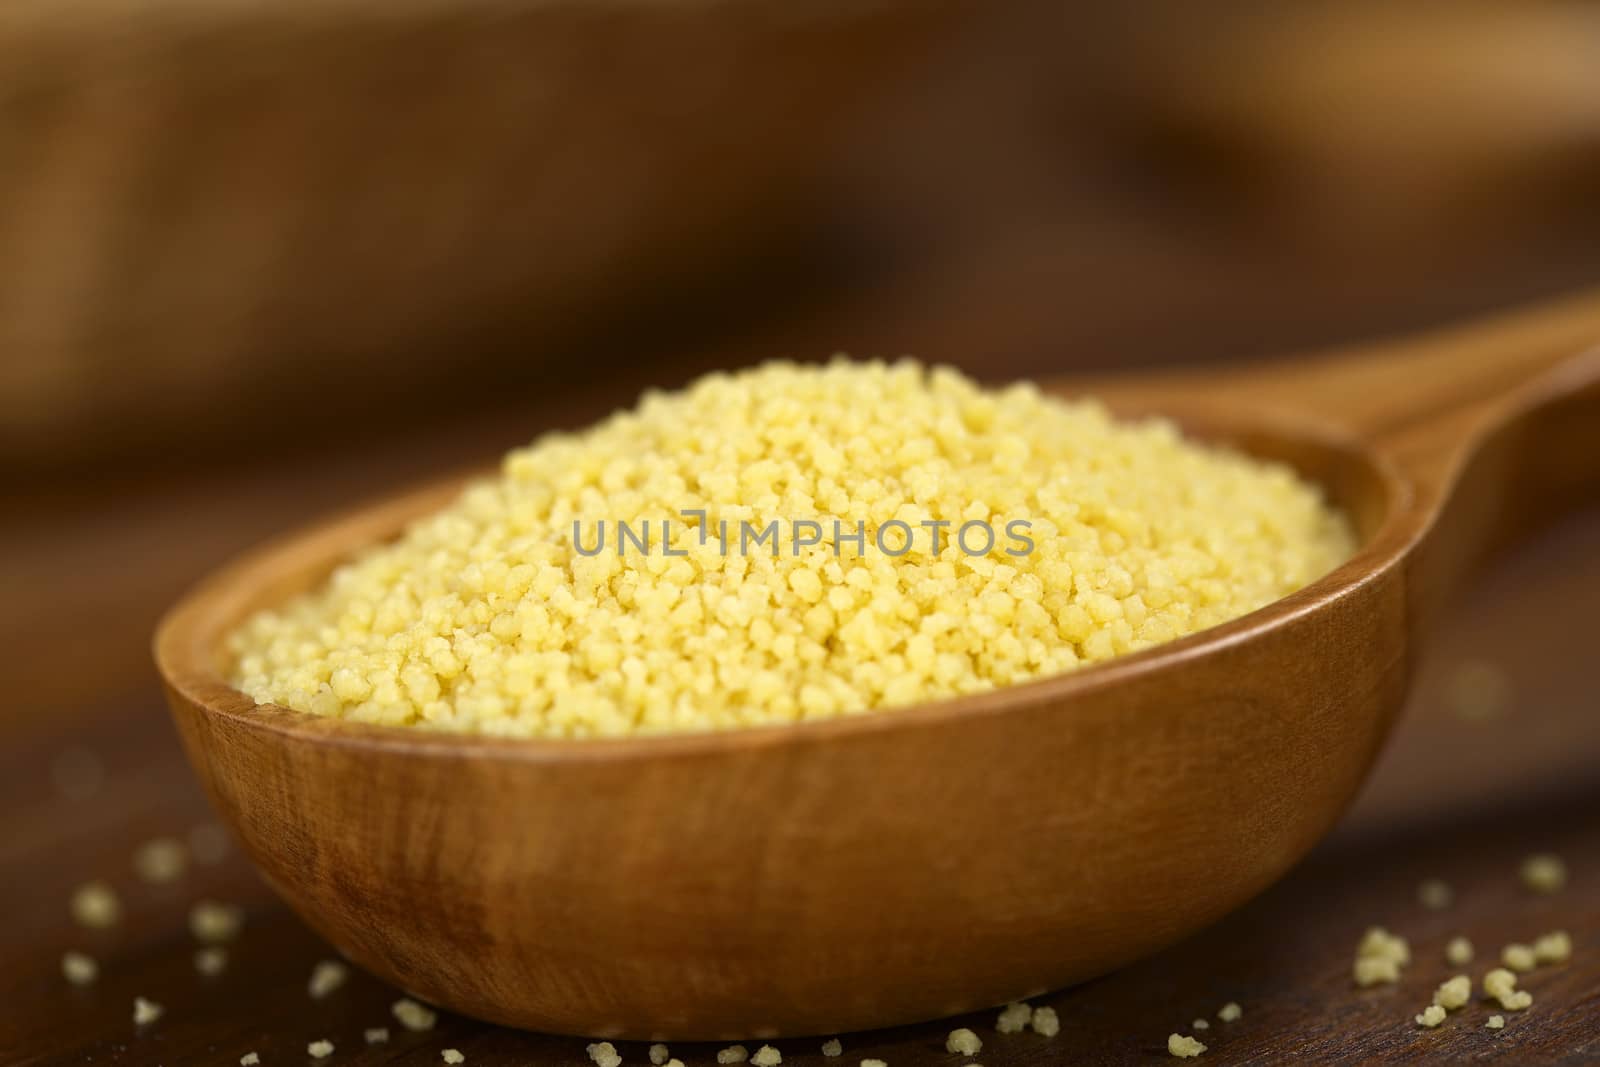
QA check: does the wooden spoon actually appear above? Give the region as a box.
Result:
[155,288,1600,1040]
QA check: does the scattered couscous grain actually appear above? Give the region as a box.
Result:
[751,1046,782,1066]
[1217,1002,1242,1023]
[1357,928,1410,966]
[1520,854,1567,894]
[1417,879,1452,910]
[946,1028,982,1056]
[1446,937,1473,966]
[188,823,230,865]
[587,1042,621,1067]
[861,1060,888,1067]
[821,1039,843,1058]
[195,947,227,977]
[1433,975,1471,1011]
[650,1044,671,1065]
[995,1002,1033,1034]
[71,882,121,929]
[1354,957,1401,987]
[1191,1020,1210,1031]
[717,1046,749,1064]
[229,361,1353,739]
[393,998,438,1031]
[133,837,187,883]
[1167,1033,1207,1058]
[308,960,349,999]
[1533,930,1571,964]
[308,1039,334,1059]
[1030,1006,1060,1038]
[61,951,97,986]
[1501,943,1537,973]
[365,1028,390,1044]
[189,900,243,942]
[1487,1015,1505,1030]
[443,1051,465,1065]
[1483,968,1533,1011]
[1414,1005,1446,1028]
[133,997,163,1026]
[241,1054,260,1066]
[1355,927,1410,985]
[667,1061,686,1067]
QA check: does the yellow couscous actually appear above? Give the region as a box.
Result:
[229,360,1353,739]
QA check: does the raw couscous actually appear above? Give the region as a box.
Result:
[61,952,97,986]
[945,1029,982,1056]
[308,959,349,998]
[229,360,1353,739]
[1167,1033,1206,1058]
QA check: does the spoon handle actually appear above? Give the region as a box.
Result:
[1223,286,1600,618]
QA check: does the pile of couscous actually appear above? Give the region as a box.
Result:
[229,359,1354,738]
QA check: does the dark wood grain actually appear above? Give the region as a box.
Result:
[4,296,1599,1061]
[4,491,1598,1064]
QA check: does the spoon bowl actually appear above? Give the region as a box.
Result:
[155,290,1600,1039]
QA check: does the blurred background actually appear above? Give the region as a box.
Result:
[4,1,1600,1060]
[8,0,1600,708]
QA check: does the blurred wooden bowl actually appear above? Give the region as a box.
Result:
[0,0,958,467]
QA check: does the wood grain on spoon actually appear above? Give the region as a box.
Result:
[154,287,1600,1039]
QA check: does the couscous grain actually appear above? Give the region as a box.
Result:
[1217,1003,1242,1023]
[1533,930,1571,964]
[946,1028,982,1055]
[1414,1005,1446,1028]
[1486,1015,1505,1030]
[1167,1033,1206,1058]
[229,361,1352,739]
[133,997,163,1026]
[365,1028,390,1044]
[1520,854,1567,894]
[189,900,243,943]
[71,882,120,929]
[1483,968,1533,1011]
[1433,975,1471,1011]
[241,1054,259,1066]
[995,1002,1033,1034]
[1417,879,1452,910]
[1354,957,1400,987]
[308,1039,334,1059]
[1446,937,1473,966]
[1502,943,1537,973]
[751,1046,782,1066]
[650,1044,670,1065]
[1030,1007,1061,1037]
[133,838,187,883]
[443,1051,465,1065]
[308,960,349,999]
[587,1042,621,1067]
[393,998,438,1031]
[717,1046,749,1064]
[821,1040,843,1057]
[61,951,97,986]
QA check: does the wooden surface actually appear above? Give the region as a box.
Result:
[2,326,1597,1063]
[143,291,1600,1041]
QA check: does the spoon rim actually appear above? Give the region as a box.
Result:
[155,413,1417,764]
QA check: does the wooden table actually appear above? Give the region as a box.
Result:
[4,333,1598,1066]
